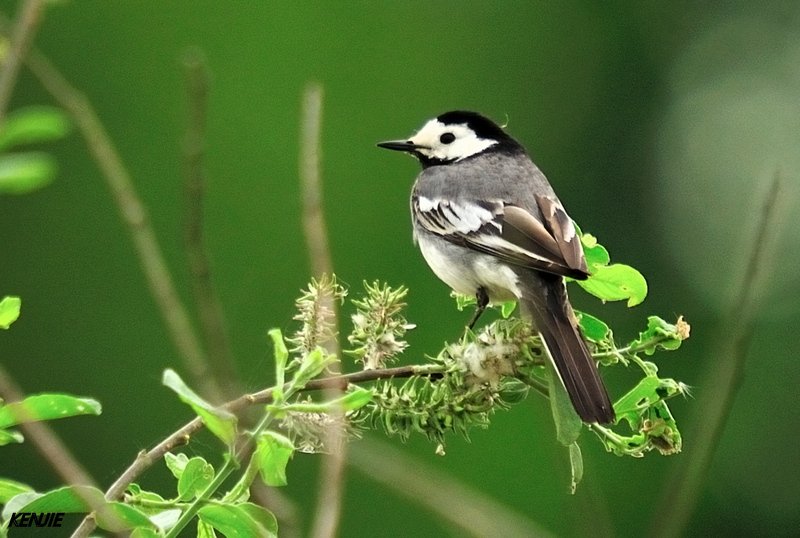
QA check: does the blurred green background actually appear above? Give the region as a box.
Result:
[2,1,799,536]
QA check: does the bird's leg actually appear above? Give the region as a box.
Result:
[466,287,489,330]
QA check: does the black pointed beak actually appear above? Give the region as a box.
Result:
[376,139,427,152]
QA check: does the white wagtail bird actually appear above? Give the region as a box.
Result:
[377,110,615,424]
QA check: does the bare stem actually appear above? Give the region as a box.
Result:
[0,0,45,123]
[299,82,333,280]
[22,46,223,404]
[651,175,786,538]
[298,82,347,538]
[182,48,239,399]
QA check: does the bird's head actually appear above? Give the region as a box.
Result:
[378,110,523,168]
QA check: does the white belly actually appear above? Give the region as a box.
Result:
[416,232,521,303]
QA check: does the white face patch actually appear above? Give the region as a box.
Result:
[409,119,498,162]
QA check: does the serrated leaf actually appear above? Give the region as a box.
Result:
[254,431,294,487]
[0,394,101,428]
[0,478,33,503]
[547,364,582,446]
[575,311,609,343]
[2,485,105,520]
[0,152,57,194]
[578,264,648,306]
[0,296,21,329]
[177,457,215,501]
[162,369,237,445]
[198,504,276,538]
[0,106,70,151]
[568,442,584,494]
[164,452,190,479]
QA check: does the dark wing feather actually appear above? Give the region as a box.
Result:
[535,194,588,275]
[412,194,590,280]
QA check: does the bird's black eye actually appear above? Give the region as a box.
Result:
[440,132,456,144]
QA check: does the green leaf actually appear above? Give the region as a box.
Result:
[0,152,57,194]
[125,485,168,516]
[578,264,648,307]
[0,394,101,428]
[500,301,517,319]
[177,457,215,501]
[0,478,33,503]
[582,240,610,270]
[164,452,190,479]
[95,502,156,532]
[629,316,689,355]
[254,431,294,487]
[0,428,23,445]
[162,369,237,445]
[547,364,582,446]
[2,485,104,520]
[238,503,278,535]
[575,224,610,269]
[197,520,219,538]
[568,442,584,495]
[269,329,289,402]
[0,296,21,329]
[574,311,609,343]
[613,376,661,425]
[497,379,530,404]
[149,509,181,532]
[197,504,276,538]
[0,106,70,151]
[293,348,336,387]
[645,401,682,455]
[131,528,161,538]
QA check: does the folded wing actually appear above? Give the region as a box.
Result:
[412,195,589,280]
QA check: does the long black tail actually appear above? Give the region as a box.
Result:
[520,272,615,424]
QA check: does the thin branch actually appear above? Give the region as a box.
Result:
[21,45,223,404]
[181,48,239,399]
[70,363,441,537]
[0,0,45,123]
[298,82,346,538]
[299,82,333,280]
[349,437,555,538]
[651,174,786,538]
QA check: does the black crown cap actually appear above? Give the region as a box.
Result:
[436,110,523,152]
